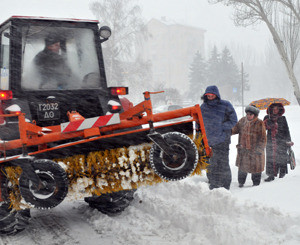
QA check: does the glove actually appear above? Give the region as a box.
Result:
[286,141,294,146]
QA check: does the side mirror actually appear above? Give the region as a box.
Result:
[99,26,111,43]
[4,32,11,39]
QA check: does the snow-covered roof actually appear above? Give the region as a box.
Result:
[9,16,99,23]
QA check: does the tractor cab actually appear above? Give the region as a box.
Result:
[0,16,124,139]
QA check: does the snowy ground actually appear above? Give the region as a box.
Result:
[1,105,300,245]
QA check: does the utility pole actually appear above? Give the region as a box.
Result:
[241,62,244,116]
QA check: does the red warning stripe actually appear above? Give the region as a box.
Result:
[91,114,112,128]
[61,114,120,133]
[62,119,84,133]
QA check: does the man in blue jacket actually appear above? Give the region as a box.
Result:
[201,85,237,190]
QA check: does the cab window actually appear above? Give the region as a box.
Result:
[0,28,10,90]
[21,26,101,90]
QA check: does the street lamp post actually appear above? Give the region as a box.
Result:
[241,62,244,117]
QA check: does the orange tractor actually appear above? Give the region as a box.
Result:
[0,16,211,234]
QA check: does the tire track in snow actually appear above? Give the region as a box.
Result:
[0,209,80,245]
[0,201,109,245]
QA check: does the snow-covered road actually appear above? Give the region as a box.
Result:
[1,106,300,245]
[2,177,300,245]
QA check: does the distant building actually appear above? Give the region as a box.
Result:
[137,18,206,93]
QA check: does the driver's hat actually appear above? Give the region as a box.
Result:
[45,35,61,47]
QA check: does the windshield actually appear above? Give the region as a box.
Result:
[21,25,102,90]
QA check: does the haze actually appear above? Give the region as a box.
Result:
[0,0,270,54]
[1,0,295,105]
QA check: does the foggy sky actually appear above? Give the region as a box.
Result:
[0,1,296,105]
[0,0,271,55]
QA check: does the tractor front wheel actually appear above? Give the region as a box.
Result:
[149,132,198,181]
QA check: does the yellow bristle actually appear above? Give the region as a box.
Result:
[4,133,208,209]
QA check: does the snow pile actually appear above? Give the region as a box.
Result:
[83,178,300,245]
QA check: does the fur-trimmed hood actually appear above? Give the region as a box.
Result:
[266,103,285,116]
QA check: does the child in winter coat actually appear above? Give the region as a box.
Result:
[231,105,267,187]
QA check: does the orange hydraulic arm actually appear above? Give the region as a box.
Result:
[0,91,211,162]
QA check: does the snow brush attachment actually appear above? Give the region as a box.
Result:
[55,133,208,197]
[3,134,208,209]
[55,143,162,198]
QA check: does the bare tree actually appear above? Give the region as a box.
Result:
[209,0,300,105]
[276,8,300,69]
[274,0,300,21]
[90,0,148,85]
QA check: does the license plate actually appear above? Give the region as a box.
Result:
[37,102,60,121]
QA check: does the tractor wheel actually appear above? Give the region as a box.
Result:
[19,159,68,209]
[149,132,198,181]
[84,189,136,216]
[0,170,31,235]
[0,202,31,235]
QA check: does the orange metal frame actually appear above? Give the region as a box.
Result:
[0,91,211,163]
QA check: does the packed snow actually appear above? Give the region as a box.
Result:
[1,105,300,245]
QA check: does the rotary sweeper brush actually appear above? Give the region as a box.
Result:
[0,16,211,235]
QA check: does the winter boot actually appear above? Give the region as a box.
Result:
[264,176,275,182]
[279,172,286,178]
[279,168,286,178]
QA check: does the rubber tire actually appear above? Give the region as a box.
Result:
[0,202,31,235]
[19,159,68,209]
[0,169,30,235]
[149,132,198,181]
[84,189,136,216]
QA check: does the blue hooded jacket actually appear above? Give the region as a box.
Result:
[200,85,237,147]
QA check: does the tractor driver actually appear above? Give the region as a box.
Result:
[34,35,72,89]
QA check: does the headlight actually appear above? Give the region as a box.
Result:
[99,26,111,39]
